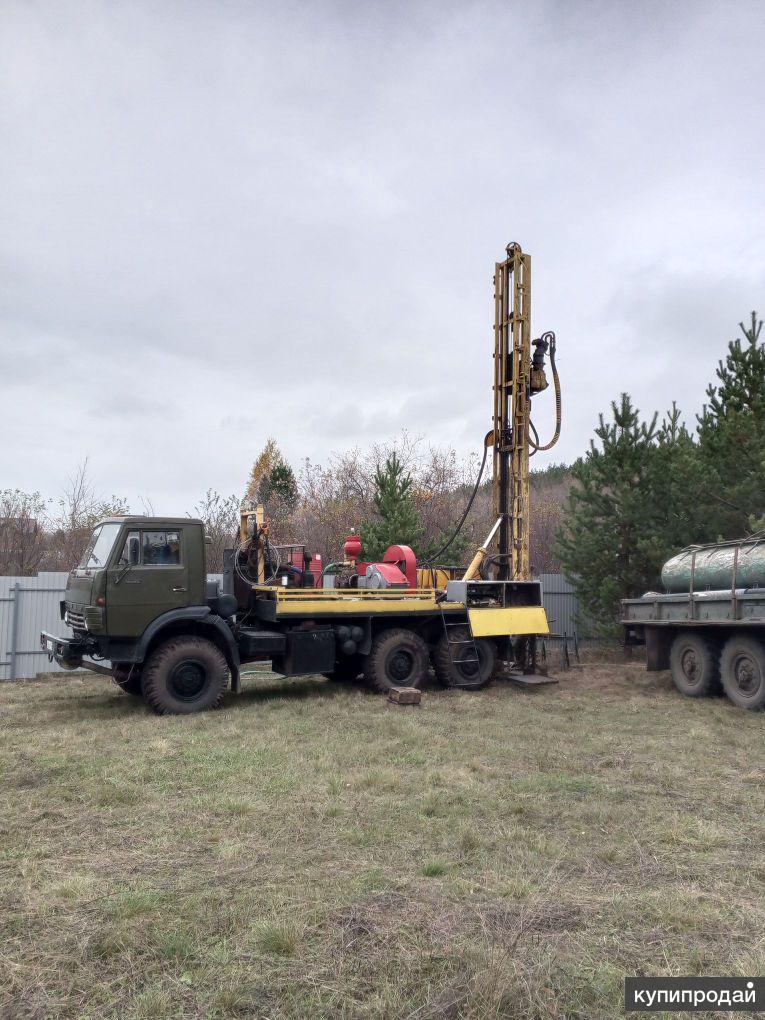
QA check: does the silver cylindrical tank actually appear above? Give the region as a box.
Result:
[661,540,765,593]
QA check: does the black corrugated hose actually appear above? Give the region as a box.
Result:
[529,331,561,453]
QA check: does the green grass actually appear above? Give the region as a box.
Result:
[253,919,301,956]
[421,859,449,877]
[0,664,763,1018]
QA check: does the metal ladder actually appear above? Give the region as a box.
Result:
[439,606,481,679]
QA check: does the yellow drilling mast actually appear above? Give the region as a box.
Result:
[492,242,561,581]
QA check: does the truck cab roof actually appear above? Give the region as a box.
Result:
[95,516,204,528]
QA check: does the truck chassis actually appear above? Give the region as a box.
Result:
[623,588,765,710]
[42,532,548,715]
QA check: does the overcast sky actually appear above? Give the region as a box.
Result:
[1,0,764,514]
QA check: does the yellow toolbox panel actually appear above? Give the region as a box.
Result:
[468,606,550,637]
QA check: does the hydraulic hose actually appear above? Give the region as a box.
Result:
[529,331,561,453]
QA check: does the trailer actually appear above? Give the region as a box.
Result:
[622,536,765,710]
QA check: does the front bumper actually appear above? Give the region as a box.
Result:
[40,630,97,669]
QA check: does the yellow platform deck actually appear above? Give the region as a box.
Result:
[251,586,549,635]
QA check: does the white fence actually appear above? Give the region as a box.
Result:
[0,573,71,681]
[0,571,581,681]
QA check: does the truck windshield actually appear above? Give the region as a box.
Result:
[79,523,122,569]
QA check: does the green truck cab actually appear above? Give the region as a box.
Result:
[41,516,246,713]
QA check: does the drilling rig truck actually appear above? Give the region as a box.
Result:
[41,243,562,714]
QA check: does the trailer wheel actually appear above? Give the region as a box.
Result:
[324,654,365,683]
[719,635,765,710]
[433,629,496,689]
[669,633,719,698]
[142,636,228,715]
[112,663,142,696]
[366,628,428,693]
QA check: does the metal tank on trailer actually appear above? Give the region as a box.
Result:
[662,537,765,593]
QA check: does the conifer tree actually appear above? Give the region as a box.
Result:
[245,439,298,523]
[361,453,424,561]
[261,461,298,513]
[558,393,665,632]
[697,311,765,537]
[643,401,711,553]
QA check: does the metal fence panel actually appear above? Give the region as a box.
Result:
[0,572,70,681]
[538,572,581,636]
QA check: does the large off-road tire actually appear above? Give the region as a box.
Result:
[669,633,720,698]
[719,635,765,710]
[141,637,228,715]
[112,663,142,697]
[323,654,365,683]
[433,629,496,690]
[365,628,429,694]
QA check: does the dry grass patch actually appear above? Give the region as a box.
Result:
[0,664,763,1017]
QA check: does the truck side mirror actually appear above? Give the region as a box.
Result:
[129,536,140,566]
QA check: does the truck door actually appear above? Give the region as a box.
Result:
[106,527,192,637]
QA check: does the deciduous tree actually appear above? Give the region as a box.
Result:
[193,489,240,573]
[0,489,47,575]
[46,460,129,570]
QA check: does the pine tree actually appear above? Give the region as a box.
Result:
[244,439,298,527]
[361,453,424,561]
[636,402,710,569]
[263,461,298,514]
[697,311,765,537]
[245,439,297,505]
[558,393,665,632]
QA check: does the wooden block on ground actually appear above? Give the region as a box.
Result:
[388,686,422,705]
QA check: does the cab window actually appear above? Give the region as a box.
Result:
[79,522,122,569]
[142,531,181,565]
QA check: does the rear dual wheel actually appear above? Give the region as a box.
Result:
[719,635,765,710]
[433,629,496,690]
[365,628,429,694]
[669,633,720,698]
[668,631,765,710]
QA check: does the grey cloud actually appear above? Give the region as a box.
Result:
[1,0,764,510]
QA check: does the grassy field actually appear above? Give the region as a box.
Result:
[1,663,763,1019]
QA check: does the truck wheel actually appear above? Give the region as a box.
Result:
[112,663,142,696]
[142,637,228,715]
[719,635,765,710]
[324,654,365,682]
[669,633,719,698]
[433,629,496,689]
[366,628,428,693]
